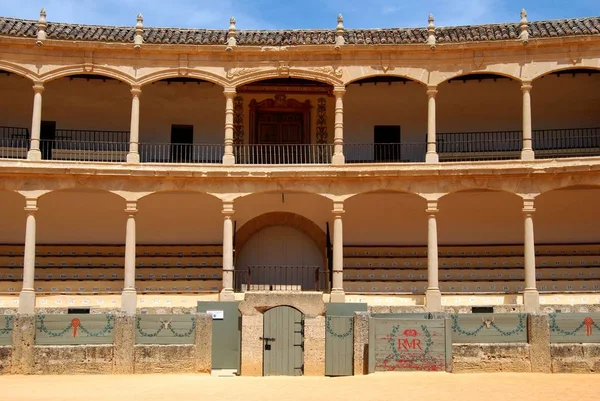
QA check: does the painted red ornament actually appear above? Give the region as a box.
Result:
[584,317,594,336]
[71,318,81,337]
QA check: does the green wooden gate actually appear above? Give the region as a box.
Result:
[324,302,368,376]
[368,317,452,372]
[263,306,304,376]
[197,301,241,374]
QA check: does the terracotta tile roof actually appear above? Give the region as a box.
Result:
[0,16,599,46]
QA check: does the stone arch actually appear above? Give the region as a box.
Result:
[438,187,521,202]
[39,66,136,85]
[137,69,228,88]
[37,187,127,202]
[536,184,600,199]
[345,188,426,203]
[0,61,38,82]
[235,212,327,259]
[231,67,343,88]
[530,66,600,82]
[436,70,522,86]
[345,72,427,86]
[136,189,222,203]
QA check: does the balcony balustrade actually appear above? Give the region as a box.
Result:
[0,127,598,164]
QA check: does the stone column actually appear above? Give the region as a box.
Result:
[223,88,236,165]
[425,85,439,163]
[220,201,235,301]
[330,201,345,302]
[127,85,142,163]
[121,201,138,315]
[27,82,44,161]
[331,87,345,165]
[521,81,535,161]
[18,198,38,314]
[425,200,441,311]
[523,198,540,312]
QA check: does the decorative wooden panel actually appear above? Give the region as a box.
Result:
[35,314,114,345]
[368,318,452,372]
[325,316,354,376]
[549,313,600,343]
[135,314,196,345]
[263,306,304,376]
[0,315,14,345]
[450,313,527,343]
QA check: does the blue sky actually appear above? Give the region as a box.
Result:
[0,0,597,30]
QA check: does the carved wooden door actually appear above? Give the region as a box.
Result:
[257,112,304,144]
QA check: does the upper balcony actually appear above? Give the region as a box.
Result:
[0,68,599,168]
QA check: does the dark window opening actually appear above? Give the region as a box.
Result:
[68,307,90,314]
[472,306,494,314]
[374,125,401,162]
[170,124,194,163]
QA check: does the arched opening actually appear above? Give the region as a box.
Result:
[42,74,131,162]
[139,77,225,163]
[534,186,600,295]
[437,189,524,295]
[531,68,600,158]
[0,70,34,159]
[233,192,331,291]
[0,190,26,294]
[34,188,126,294]
[437,73,522,161]
[262,305,304,376]
[345,76,427,163]
[234,77,333,164]
[136,191,223,294]
[343,190,427,294]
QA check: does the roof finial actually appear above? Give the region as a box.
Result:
[226,17,237,52]
[519,9,529,45]
[36,8,47,46]
[134,13,144,49]
[335,14,345,50]
[426,13,436,50]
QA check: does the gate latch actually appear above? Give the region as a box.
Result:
[260,336,276,351]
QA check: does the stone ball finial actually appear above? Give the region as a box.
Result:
[428,13,434,25]
[335,13,345,49]
[227,16,237,50]
[136,14,143,24]
[39,8,47,20]
[520,8,528,20]
[134,13,144,49]
[36,7,48,46]
[519,8,529,45]
[426,13,436,50]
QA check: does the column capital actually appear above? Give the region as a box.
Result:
[24,198,38,213]
[125,200,138,214]
[521,81,533,92]
[333,86,346,96]
[522,198,535,214]
[223,87,237,98]
[426,85,438,97]
[332,201,344,216]
[426,199,438,213]
[130,85,142,97]
[32,82,45,94]
[222,200,235,216]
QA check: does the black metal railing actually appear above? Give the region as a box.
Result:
[437,131,522,161]
[345,142,427,163]
[39,140,128,162]
[54,129,130,143]
[234,144,333,164]
[0,126,29,159]
[139,143,223,163]
[234,266,329,292]
[534,127,600,158]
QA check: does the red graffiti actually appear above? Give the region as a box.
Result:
[71,318,80,337]
[584,317,594,336]
[398,338,422,351]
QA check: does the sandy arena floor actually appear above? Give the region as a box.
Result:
[1,373,597,401]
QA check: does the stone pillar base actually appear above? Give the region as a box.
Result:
[121,289,137,315]
[11,314,36,374]
[528,313,551,373]
[521,149,535,161]
[523,289,540,313]
[113,314,135,374]
[353,311,370,375]
[331,153,345,165]
[425,152,439,163]
[222,154,235,165]
[194,313,213,373]
[27,149,41,161]
[330,290,345,303]
[219,288,235,301]
[425,288,442,312]
[126,152,140,164]
[18,290,36,314]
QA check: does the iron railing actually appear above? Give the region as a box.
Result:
[534,128,600,158]
[0,126,29,159]
[55,129,129,143]
[39,140,128,162]
[437,131,522,161]
[234,266,329,292]
[234,144,333,164]
[139,143,223,163]
[345,142,427,163]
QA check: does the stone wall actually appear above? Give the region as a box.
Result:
[0,346,12,373]
[452,344,531,372]
[34,345,114,374]
[551,344,600,373]
[134,345,197,373]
